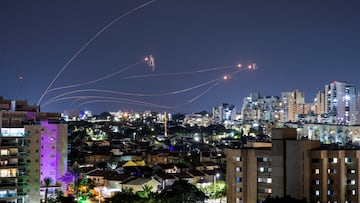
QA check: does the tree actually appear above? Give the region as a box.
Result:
[43,177,52,203]
[159,179,207,203]
[58,165,81,198]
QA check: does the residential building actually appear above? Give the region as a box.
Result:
[325,81,357,125]
[225,128,320,203]
[241,93,281,123]
[281,90,306,122]
[213,103,236,127]
[0,97,67,203]
[314,91,326,115]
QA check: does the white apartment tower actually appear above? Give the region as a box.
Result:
[325,81,357,125]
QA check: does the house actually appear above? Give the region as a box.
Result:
[121,178,161,193]
[153,172,176,190]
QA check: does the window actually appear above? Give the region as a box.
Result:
[328,190,334,196]
[259,167,264,172]
[348,169,356,174]
[236,157,242,162]
[236,177,242,182]
[312,158,320,163]
[328,168,336,174]
[236,167,242,172]
[329,158,338,163]
[266,178,272,183]
[345,157,352,163]
[313,169,320,174]
[347,179,356,185]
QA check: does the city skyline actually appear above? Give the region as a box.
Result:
[1,0,359,114]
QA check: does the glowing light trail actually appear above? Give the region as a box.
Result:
[37,0,157,105]
[124,65,239,79]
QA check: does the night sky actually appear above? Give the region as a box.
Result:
[1,0,359,114]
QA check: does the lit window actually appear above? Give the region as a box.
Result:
[352,190,356,195]
[236,167,242,172]
[348,169,356,174]
[236,157,242,162]
[314,169,320,174]
[259,167,264,172]
[267,178,272,183]
[327,168,336,174]
[345,157,352,163]
[315,190,320,196]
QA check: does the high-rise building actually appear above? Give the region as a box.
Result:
[325,81,357,125]
[213,103,236,124]
[240,93,281,123]
[281,90,305,122]
[314,90,326,115]
[0,97,67,203]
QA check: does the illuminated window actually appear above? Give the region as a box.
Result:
[328,168,336,174]
[236,157,242,162]
[347,179,356,185]
[267,178,272,183]
[315,190,320,196]
[259,167,264,172]
[348,169,356,174]
[345,157,352,163]
[329,158,338,163]
[313,169,320,174]
[236,167,242,172]
[328,190,334,196]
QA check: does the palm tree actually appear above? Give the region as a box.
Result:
[43,177,52,203]
[58,166,81,197]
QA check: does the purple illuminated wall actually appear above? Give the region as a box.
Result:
[40,121,67,185]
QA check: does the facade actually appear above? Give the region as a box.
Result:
[314,90,326,115]
[240,93,281,123]
[225,143,272,203]
[325,81,358,125]
[281,90,306,122]
[225,128,320,203]
[0,97,67,203]
[213,103,236,125]
[309,149,360,203]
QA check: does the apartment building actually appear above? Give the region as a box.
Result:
[225,128,320,203]
[0,97,67,203]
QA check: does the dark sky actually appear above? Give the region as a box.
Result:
[1,0,359,114]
